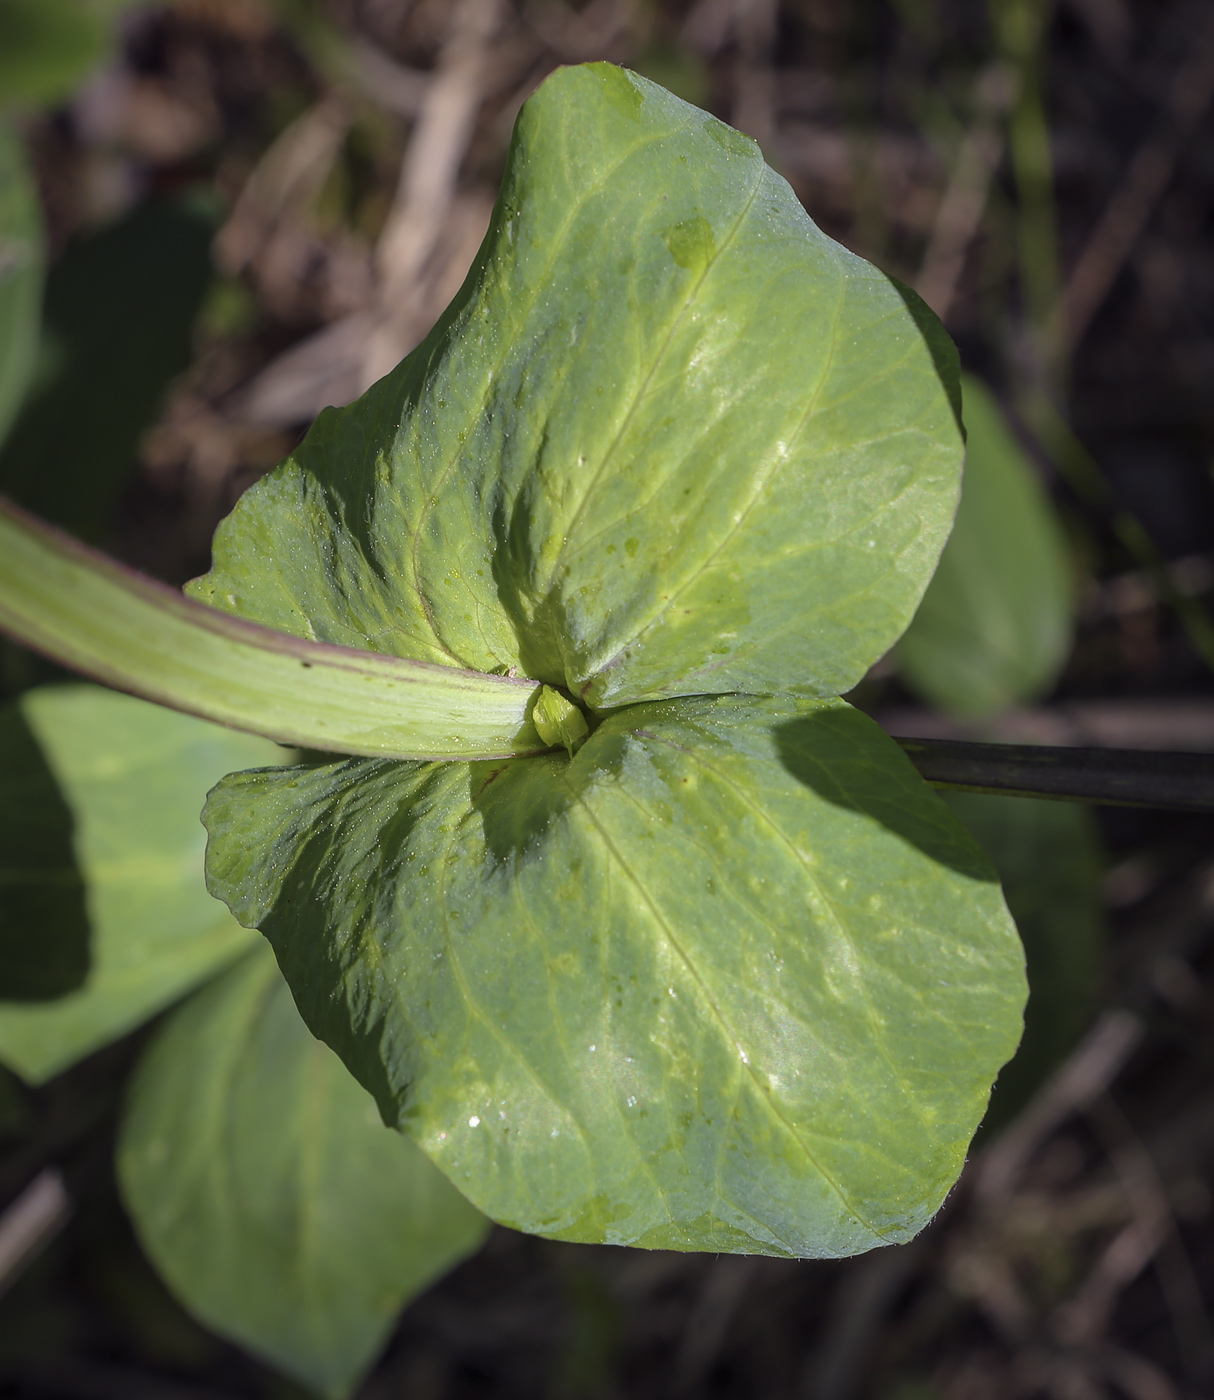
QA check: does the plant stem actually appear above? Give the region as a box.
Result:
[897,736,1214,811]
[4,497,1212,809]
[0,496,545,760]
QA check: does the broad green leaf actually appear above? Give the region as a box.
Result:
[898,375,1074,716]
[0,685,278,1082]
[203,696,1024,1259]
[189,62,964,710]
[118,944,489,1399]
[0,120,43,447]
[945,792,1104,1130]
[0,198,215,538]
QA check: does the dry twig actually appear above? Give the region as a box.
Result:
[0,1169,69,1299]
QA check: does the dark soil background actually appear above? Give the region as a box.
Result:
[4,2,1214,1397]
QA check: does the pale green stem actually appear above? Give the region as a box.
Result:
[0,497,546,760]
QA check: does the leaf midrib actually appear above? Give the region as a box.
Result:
[537,147,765,617]
[562,755,890,1247]
[644,723,935,1140]
[405,115,700,669]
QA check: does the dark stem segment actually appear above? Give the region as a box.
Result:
[896,736,1214,812]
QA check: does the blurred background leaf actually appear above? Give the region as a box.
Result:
[0,0,112,109]
[898,374,1076,716]
[119,942,490,1399]
[0,700,89,1002]
[0,119,43,448]
[945,791,1106,1133]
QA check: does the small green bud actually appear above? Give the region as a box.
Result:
[531,686,591,757]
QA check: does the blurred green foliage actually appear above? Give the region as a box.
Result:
[899,375,1075,716]
[0,120,42,446]
[948,791,1105,1132]
[0,0,147,109]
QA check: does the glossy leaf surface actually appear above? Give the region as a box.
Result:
[204,696,1024,1258]
[119,944,489,1399]
[0,120,42,447]
[0,685,276,1082]
[189,62,964,709]
[898,375,1074,716]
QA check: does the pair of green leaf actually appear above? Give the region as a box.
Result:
[193,64,1028,1259]
[0,685,488,1396]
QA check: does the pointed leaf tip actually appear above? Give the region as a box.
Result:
[188,61,964,708]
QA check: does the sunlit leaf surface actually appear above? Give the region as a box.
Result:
[190,63,964,709]
[205,697,1024,1257]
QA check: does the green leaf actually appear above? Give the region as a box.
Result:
[0,685,279,1082]
[0,119,43,447]
[945,792,1104,1131]
[118,943,489,1399]
[898,375,1075,716]
[188,62,964,710]
[0,0,111,108]
[203,696,1024,1258]
[0,198,216,538]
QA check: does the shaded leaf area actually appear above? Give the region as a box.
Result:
[0,119,42,448]
[0,685,278,1083]
[0,702,88,1001]
[203,695,1024,1259]
[947,791,1105,1133]
[190,63,964,709]
[118,942,489,1400]
[898,375,1075,716]
[0,197,215,540]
